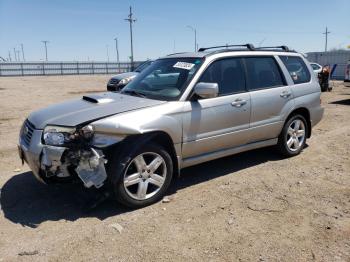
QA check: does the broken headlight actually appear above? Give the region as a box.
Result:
[79,125,94,140]
[43,126,76,146]
[43,125,94,146]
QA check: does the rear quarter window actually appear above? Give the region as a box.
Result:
[280,56,311,84]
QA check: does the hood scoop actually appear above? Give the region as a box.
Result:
[82,94,114,104]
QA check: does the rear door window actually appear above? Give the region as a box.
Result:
[244,57,286,91]
[280,56,311,84]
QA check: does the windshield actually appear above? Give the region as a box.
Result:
[134,60,153,72]
[122,58,203,101]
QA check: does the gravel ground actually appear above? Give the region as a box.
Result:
[0,76,349,261]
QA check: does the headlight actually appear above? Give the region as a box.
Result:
[118,76,134,86]
[43,126,76,146]
[80,125,94,139]
[43,125,95,146]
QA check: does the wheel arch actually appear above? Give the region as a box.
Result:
[285,107,312,138]
[105,131,180,178]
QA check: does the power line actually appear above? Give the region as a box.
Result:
[125,6,136,70]
[323,27,331,52]
[41,40,49,61]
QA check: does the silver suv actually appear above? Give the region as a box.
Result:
[18,44,324,208]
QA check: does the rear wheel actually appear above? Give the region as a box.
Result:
[278,114,308,157]
[107,143,173,208]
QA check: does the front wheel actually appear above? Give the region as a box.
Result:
[277,115,308,157]
[108,143,173,208]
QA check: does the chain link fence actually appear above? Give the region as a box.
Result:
[0,61,142,76]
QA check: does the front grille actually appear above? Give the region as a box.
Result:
[21,119,35,146]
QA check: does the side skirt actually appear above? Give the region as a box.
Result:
[181,138,278,169]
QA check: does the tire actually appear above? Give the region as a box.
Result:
[107,142,173,208]
[277,114,308,157]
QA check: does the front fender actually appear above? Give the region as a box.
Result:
[90,102,184,147]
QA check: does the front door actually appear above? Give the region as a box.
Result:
[182,57,251,158]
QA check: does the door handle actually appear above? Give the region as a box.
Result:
[280,91,291,98]
[231,98,247,107]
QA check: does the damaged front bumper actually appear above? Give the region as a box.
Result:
[18,129,109,189]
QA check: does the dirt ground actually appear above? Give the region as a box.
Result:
[0,75,349,262]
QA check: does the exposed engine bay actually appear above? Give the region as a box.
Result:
[37,124,111,189]
[40,145,108,188]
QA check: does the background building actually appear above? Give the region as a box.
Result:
[306,50,350,80]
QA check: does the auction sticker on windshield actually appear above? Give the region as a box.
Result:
[173,62,195,70]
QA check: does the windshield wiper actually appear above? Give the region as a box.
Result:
[122,89,147,98]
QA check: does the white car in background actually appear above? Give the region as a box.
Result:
[310,62,322,75]
[345,61,350,82]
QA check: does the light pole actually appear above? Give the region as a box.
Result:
[125,6,136,70]
[21,43,25,61]
[106,45,110,62]
[114,37,120,72]
[41,40,49,61]
[187,25,197,52]
[16,50,21,62]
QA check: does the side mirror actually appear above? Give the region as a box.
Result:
[194,82,219,99]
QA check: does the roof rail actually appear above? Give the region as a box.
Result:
[198,44,255,52]
[166,52,187,56]
[255,46,291,52]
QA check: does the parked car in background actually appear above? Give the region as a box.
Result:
[345,61,350,82]
[310,62,322,75]
[107,60,153,91]
[18,44,323,208]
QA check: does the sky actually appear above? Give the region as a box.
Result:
[0,0,349,62]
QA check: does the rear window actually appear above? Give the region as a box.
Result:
[280,56,311,84]
[245,57,285,90]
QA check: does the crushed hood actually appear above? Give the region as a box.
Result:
[28,92,165,129]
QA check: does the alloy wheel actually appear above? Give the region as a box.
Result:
[286,119,306,152]
[123,152,167,200]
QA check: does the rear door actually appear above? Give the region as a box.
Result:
[245,56,294,143]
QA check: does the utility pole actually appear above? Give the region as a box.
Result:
[323,27,331,52]
[114,37,120,72]
[16,50,21,62]
[41,40,49,61]
[21,43,25,61]
[13,48,17,61]
[125,6,136,70]
[187,25,197,52]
